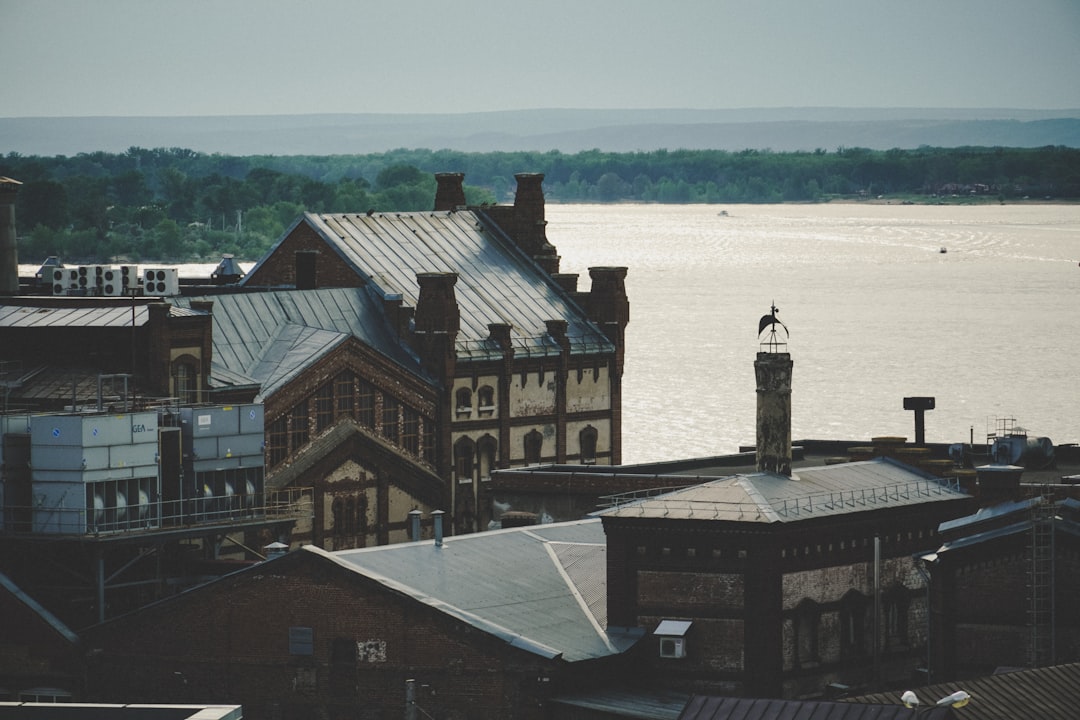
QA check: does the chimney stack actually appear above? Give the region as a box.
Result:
[755,351,794,476]
[434,173,467,211]
[0,177,23,296]
[513,173,560,274]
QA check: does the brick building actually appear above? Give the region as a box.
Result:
[81,519,641,720]
[174,172,629,546]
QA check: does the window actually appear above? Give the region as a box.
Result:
[422,420,436,465]
[382,396,399,443]
[290,403,309,450]
[335,371,355,420]
[477,385,495,416]
[456,387,472,416]
[477,435,497,481]
[357,380,375,428]
[402,406,420,455]
[172,359,198,403]
[580,425,598,464]
[455,437,475,483]
[524,429,543,465]
[794,599,820,666]
[884,584,910,648]
[840,591,868,658]
[289,626,314,655]
[315,383,334,433]
[267,414,288,467]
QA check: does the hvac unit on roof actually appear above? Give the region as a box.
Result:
[119,265,140,293]
[654,619,692,659]
[51,268,72,295]
[100,267,123,296]
[143,268,179,296]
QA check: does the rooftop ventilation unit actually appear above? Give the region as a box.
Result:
[100,267,123,296]
[143,268,179,297]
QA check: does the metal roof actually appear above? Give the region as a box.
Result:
[323,518,643,662]
[598,459,969,523]
[551,689,692,719]
[0,303,151,328]
[171,287,428,394]
[244,211,614,360]
[680,696,952,720]
[848,663,1080,720]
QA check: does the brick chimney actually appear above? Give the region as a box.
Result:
[755,351,794,476]
[0,177,22,296]
[413,272,459,380]
[585,267,630,372]
[513,174,560,274]
[434,173,467,211]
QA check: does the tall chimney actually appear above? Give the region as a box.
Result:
[413,272,459,380]
[434,173,467,211]
[0,177,23,296]
[513,173,560,273]
[755,351,794,476]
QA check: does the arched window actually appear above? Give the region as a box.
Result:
[579,425,598,464]
[455,437,476,482]
[524,429,543,465]
[456,387,472,416]
[477,385,495,416]
[840,590,869,659]
[172,357,198,403]
[794,599,820,666]
[477,435,498,481]
[884,584,910,648]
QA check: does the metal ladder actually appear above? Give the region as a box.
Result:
[1027,493,1055,667]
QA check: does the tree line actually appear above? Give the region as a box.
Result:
[2,144,1077,264]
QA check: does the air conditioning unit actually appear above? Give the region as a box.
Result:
[51,268,72,295]
[659,637,686,659]
[119,265,140,293]
[143,268,179,296]
[100,267,123,296]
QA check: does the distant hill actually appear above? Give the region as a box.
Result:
[2,108,1079,156]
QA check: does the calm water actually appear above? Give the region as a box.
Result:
[545,203,1080,463]
[29,203,1078,464]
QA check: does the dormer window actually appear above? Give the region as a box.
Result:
[654,619,691,659]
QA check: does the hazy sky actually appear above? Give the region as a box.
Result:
[2,0,1079,117]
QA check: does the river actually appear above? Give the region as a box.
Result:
[545,203,1080,463]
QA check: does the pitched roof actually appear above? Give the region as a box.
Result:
[323,518,642,662]
[848,663,1080,720]
[679,695,952,720]
[244,210,613,360]
[171,287,429,396]
[598,458,969,523]
[0,303,151,329]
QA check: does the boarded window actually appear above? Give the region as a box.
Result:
[289,626,314,655]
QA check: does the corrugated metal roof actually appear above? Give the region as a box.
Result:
[598,459,969,523]
[551,689,691,719]
[325,518,642,662]
[171,287,428,393]
[244,211,614,360]
[848,663,1080,720]
[0,303,151,328]
[680,696,952,720]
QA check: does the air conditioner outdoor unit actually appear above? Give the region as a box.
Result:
[100,267,123,296]
[51,268,71,295]
[143,268,179,297]
[659,637,686,659]
[120,265,140,292]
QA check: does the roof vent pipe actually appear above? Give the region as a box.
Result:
[408,509,422,542]
[432,510,444,548]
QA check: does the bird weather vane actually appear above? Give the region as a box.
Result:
[758,301,789,352]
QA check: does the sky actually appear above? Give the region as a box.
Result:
[2,0,1079,118]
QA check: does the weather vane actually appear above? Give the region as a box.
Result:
[758,301,789,352]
